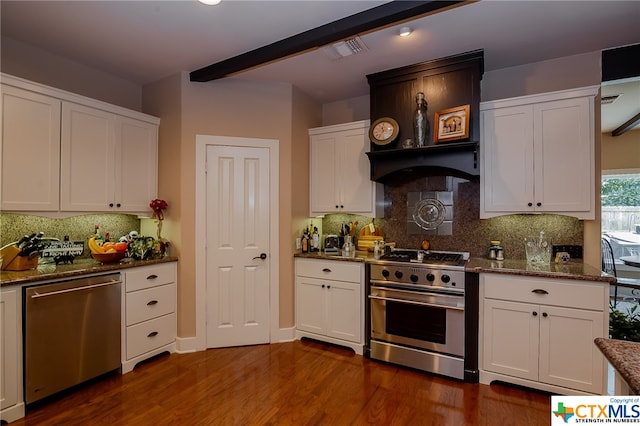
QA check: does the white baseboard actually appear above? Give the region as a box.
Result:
[175,336,198,353]
[177,327,296,354]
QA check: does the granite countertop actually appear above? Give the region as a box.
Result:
[466,257,615,283]
[595,338,640,394]
[0,256,178,286]
[295,251,614,283]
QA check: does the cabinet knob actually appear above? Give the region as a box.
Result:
[116,203,121,208]
[109,203,114,207]
[322,284,325,288]
[542,312,548,318]
[532,311,538,316]
[335,205,339,209]
[327,285,331,289]
[528,202,533,207]
[536,202,542,207]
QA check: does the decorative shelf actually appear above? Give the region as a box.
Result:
[366,141,479,183]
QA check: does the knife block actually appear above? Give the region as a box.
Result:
[1,245,39,271]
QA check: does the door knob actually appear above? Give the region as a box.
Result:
[253,253,267,260]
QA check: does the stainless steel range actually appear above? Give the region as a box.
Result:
[367,249,478,382]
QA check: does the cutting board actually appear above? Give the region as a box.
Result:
[359,222,384,239]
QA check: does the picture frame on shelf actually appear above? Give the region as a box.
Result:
[434,104,470,143]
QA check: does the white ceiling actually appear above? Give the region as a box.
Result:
[1,0,639,132]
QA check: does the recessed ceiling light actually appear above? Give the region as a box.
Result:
[399,26,412,37]
[199,0,221,5]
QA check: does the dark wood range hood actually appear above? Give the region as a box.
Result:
[366,141,479,183]
[366,50,484,183]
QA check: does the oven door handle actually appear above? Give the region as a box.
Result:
[368,294,464,311]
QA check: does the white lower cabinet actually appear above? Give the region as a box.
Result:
[295,258,364,354]
[480,273,608,395]
[122,262,177,374]
[0,288,24,423]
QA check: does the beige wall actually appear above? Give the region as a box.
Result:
[322,94,369,126]
[141,73,321,336]
[602,130,640,171]
[1,36,142,111]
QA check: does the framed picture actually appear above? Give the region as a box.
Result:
[434,104,470,143]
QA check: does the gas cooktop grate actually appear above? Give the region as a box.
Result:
[378,249,466,265]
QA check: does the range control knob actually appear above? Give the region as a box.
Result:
[426,273,435,282]
[395,270,403,279]
[441,274,451,283]
[381,269,390,278]
[410,274,419,282]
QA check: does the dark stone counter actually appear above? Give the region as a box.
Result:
[1,257,178,286]
[595,338,640,395]
[295,251,614,283]
[466,257,615,283]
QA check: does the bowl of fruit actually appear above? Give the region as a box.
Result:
[88,238,128,264]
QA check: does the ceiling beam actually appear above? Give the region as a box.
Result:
[612,111,640,137]
[190,0,464,82]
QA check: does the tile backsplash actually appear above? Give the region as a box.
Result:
[0,213,140,259]
[320,177,583,259]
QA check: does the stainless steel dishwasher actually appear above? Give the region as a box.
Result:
[24,273,122,404]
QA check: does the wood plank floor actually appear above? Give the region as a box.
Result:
[12,339,551,425]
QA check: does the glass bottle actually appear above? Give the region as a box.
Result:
[413,92,428,147]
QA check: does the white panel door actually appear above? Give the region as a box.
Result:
[116,116,158,212]
[481,105,534,213]
[206,145,270,347]
[60,102,114,211]
[325,280,361,343]
[309,132,339,214]
[339,128,373,214]
[534,97,592,213]
[483,299,539,381]
[1,86,61,211]
[538,305,605,393]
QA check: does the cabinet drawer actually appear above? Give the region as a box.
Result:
[295,258,362,282]
[125,263,176,292]
[482,273,607,311]
[126,283,175,326]
[126,313,176,359]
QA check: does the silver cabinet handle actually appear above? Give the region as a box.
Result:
[30,279,122,299]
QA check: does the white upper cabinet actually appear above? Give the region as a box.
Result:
[480,86,599,220]
[0,74,159,214]
[1,85,61,211]
[309,120,383,217]
[60,103,157,212]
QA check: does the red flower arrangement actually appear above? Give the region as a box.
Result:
[149,199,168,243]
[150,199,168,221]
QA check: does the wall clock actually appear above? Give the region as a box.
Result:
[369,117,399,146]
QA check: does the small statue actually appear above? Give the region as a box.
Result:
[413,92,428,147]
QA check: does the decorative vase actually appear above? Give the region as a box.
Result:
[413,92,428,147]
